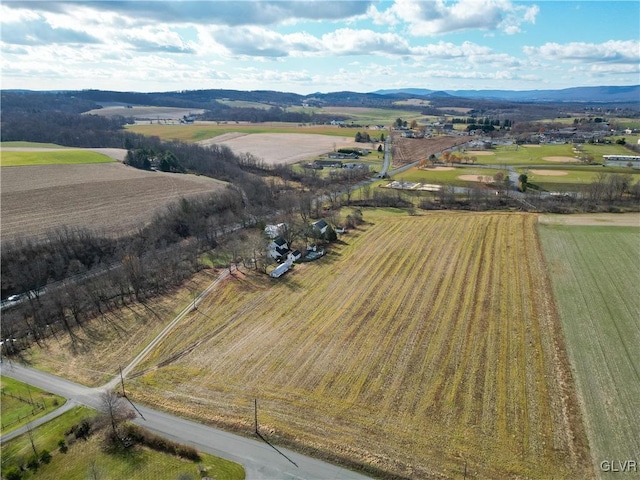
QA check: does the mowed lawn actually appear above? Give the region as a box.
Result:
[128,211,591,479]
[1,406,244,480]
[1,376,65,435]
[1,150,114,166]
[539,224,640,477]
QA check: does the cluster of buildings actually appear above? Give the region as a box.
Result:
[264,220,332,278]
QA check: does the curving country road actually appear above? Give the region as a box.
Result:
[0,270,370,480]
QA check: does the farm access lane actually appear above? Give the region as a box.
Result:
[0,363,370,480]
[1,266,370,479]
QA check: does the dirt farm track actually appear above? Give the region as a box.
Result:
[1,163,225,242]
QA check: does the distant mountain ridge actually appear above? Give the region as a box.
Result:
[373,85,640,103]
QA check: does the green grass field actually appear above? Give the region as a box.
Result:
[287,105,424,125]
[463,144,578,165]
[1,406,245,480]
[539,224,640,478]
[1,376,65,435]
[394,166,505,186]
[519,167,640,185]
[459,142,639,166]
[1,142,67,148]
[126,123,381,143]
[1,150,114,167]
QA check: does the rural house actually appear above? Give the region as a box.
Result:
[269,237,290,260]
[264,223,287,239]
[312,219,329,235]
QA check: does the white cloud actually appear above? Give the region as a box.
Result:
[524,40,640,64]
[124,26,196,54]
[207,26,322,58]
[320,28,410,56]
[2,1,375,27]
[384,0,539,35]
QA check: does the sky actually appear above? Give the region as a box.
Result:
[1,0,639,94]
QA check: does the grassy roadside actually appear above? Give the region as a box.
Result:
[1,406,245,480]
[1,376,66,435]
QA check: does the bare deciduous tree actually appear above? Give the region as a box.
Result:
[100,390,135,447]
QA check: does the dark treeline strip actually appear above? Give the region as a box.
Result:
[1,91,100,114]
[1,110,137,148]
[73,88,305,108]
[0,187,252,347]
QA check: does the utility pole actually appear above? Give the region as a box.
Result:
[27,421,38,458]
[119,366,126,397]
[254,398,258,434]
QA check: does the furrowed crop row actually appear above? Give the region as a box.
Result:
[126,213,587,479]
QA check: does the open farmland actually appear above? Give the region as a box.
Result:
[1,144,128,162]
[84,105,205,119]
[126,123,381,143]
[126,211,591,479]
[538,222,640,478]
[198,132,364,165]
[391,135,469,167]
[287,105,425,125]
[1,163,226,241]
[0,149,114,166]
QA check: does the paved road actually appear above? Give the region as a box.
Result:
[0,363,369,479]
[1,269,370,479]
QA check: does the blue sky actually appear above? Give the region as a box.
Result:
[1,1,638,94]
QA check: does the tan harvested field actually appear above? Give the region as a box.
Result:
[458,174,494,182]
[197,133,362,165]
[538,212,640,227]
[1,163,226,241]
[543,156,580,163]
[391,134,468,167]
[465,150,495,156]
[425,166,455,171]
[530,169,568,176]
[85,105,205,119]
[122,211,590,479]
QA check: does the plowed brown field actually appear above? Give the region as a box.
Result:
[391,134,467,167]
[127,211,591,479]
[1,163,226,241]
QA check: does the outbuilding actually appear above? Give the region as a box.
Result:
[270,263,290,278]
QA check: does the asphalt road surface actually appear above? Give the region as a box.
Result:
[1,362,370,479]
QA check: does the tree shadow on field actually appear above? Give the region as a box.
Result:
[280,277,303,291]
[320,251,342,265]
